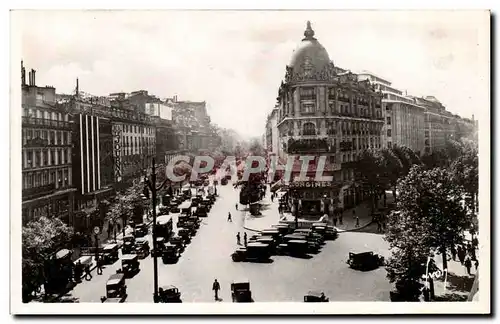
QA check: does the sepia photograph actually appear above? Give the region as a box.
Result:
[9,9,490,315]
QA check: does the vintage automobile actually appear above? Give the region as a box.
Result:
[102,243,120,264]
[181,207,191,216]
[101,273,127,303]
[189,216,200,229]
[169,203,180,213]
[311,223,327,235]
[151,237,167,257]
[169,235,185,253]
[182,188,192,198]
[159,206,170,215]
[158,285,182,303]
[184,221,198,236]
[324,225,338,240]
[178,228,192,244]
[272,224,293,236]
[177,214,190,228]
[122,234,136,254]
[294,229,324,244]
[121,254,140,276]
[278,239,309,256]
[221,178,228,185]
[347,251,385,271]
[231,243,271,262]
[207,194,217,203]
[304,291,329,302]
[231,280,252,302]
[200,200,212,211]
[260,228,282,242]
[203,179,210,186]
[286,233,321,252]
[134,223,148,238]
[134,238,150,259]
[194,206,208,217]
[256,236,276,252]
[162,243,180,264]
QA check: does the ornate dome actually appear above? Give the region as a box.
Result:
[288,21,331,76]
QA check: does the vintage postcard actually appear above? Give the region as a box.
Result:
[10,9,490,315]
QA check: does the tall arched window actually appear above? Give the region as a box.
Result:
[303,122,316,136]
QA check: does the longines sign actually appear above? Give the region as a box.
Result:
[289,181,335,188]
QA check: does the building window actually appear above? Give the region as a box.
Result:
[303,122,316,136]
[58,150,62,165]
[50,131,55,145]
[386,117,391,125]
[43,150,48,165]
[425,130,429,137]
[63,132,68,145]
[301,103,315,114]
[387,141,392,148]
[387,129,392,137]
[50,149,55,165]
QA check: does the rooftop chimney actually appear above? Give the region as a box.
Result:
[76,78,79,97]
[472,114,475,121]
[33,69,36,86]
[21,60,26,86]
[28,70,32,86]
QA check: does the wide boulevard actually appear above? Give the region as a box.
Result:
[69,178,392,303]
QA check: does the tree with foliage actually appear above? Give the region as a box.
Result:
[385,206,429,301]
[22,216,74,301]
[379,148,404,204]
[395,165,468,270]
[354,149,384,212]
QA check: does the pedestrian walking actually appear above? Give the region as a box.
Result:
[377,221,382,233]
[271,194,274,202]
[458,246,465,265]
[355,216,360,228]
[235,203,238,210]
[333,217,337,227]
[212,279,221,301]
[244,232,247,246]
[96,256,103,275]
[339,209,343,225]
[475,259,479,271]
[84,265,93,281]
[472,236,479,249]
[236,232,241,245]
[464,257,472,275]
[451,245,457,261]
[227,212,232,222]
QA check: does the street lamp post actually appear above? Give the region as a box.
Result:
[143,157,171,303]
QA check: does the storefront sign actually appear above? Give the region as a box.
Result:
[289,181,335,188]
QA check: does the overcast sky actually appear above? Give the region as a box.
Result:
[15,10,489,138]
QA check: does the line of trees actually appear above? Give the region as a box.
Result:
[356,139,479,301]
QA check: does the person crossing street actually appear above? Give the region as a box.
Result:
[243,232,247,246]
[212,279,220,301]
[227,212,232,222]
[236,232,241,245]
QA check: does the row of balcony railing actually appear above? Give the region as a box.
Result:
[22,117,72,129]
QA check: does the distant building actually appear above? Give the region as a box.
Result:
[358,71,426,155]
[265,107,279,155]
[21,61,76,225]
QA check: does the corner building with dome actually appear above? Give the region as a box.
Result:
[274,21,384,214]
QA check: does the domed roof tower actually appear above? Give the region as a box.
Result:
[288,21,331,77]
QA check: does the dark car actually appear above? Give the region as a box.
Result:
[102,243,119,264]
[120,254,140,277]
[347,251,385,271]
[158,285,182,303]
[231,281,252,302]
[221,178,228,185]
[162,243,180,264]
[134,238,150,259]
[178,228,191,244]
[169,235,185,253]
[231,243,271,262]
[101,273,127,303]
[151,237,167,257]
[134,223,148,238]
[304,291,329,302]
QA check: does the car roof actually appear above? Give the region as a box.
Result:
[107,273,124,285]
[160,285,178,290]
[55,249,71,259]
[122,254,138,260]
[103,243,118,249]
[307,291,324,297]
[247,242,268,247]
[288,239,307,244]
[136,238,148,243]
